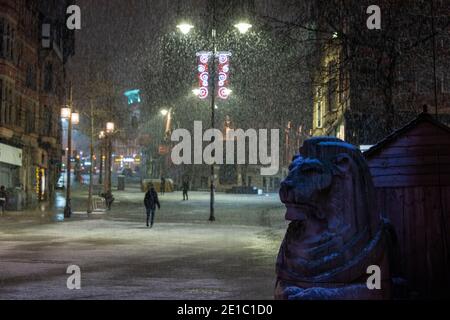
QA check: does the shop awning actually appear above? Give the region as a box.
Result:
[0,143,22,167]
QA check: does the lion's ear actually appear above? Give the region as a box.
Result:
[332,153,351,174]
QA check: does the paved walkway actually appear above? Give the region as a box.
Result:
[0,187,287,299]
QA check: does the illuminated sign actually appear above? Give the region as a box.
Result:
[124,89,141,105]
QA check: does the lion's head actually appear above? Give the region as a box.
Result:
[277,137,384,286]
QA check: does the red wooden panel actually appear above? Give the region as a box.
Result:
[442,186,450,293]
[367,155,450,168]
[435,186,450,295]
[443,186,450,263]
[370,165,450,177]
[403,188,414,287]
[372,174,450,187]
[375,185,450,297]
[426,186,447,295]
[405,122,450,136]
[413,187,427,295]
[375,188,387,218]
[384,135,450,148]
[376,145,450,157]
[385,188,406,274]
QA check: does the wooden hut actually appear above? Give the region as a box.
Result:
[364,108,450,298]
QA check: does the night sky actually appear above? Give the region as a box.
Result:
[68,0,290,100]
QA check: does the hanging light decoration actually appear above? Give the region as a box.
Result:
[217,52,232,100]
[196,51,212,100]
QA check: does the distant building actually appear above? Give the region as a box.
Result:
[0,0,74,209]
[111,90,143,175]
[310,1,450,146]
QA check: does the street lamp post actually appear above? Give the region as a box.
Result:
[64,109,72,218]
[61,86,79,218]
[105,122,115,193]
[87,100,95,215]
[209,27,217,222]
[160,108,173,178]
[98,131,105,185]
[179,13,251,222]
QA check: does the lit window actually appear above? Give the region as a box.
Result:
[317,101,322,128]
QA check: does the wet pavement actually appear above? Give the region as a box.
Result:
[0,185,287,299]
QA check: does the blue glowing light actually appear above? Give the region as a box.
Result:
[124,89,141,105]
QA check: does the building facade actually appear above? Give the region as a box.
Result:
[0,0,74,209]
[311,1,450,146]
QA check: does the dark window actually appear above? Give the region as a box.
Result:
[2,82,12,125]
[7,87,13,124]
[0,18,4,57]
[25,104,36,133]
[339,65,344,103]
[16,96,22,127]
[26,64,36,90]
[442,72,450,93]
[0,79,3,123]
[327,62,338,112]
[317,101,322,128]
[43,63,53,93]
[43,107,52,136]
[316,88,322,128]
[2,22,15,61]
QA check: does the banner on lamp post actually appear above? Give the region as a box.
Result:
[196,51,212,100]
[217,51,231,100]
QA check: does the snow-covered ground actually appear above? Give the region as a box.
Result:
[0,187,287,299]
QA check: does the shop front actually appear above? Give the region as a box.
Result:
[0,142,25,210]
[0,142,22,187]
[33,149,49,202]
[35,167,46,201]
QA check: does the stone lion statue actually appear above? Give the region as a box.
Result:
[275,137,396,299]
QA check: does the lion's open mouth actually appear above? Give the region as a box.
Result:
[285,203,315,221]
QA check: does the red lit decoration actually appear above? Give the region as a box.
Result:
[196,52,212,99]
[217,52,231,99]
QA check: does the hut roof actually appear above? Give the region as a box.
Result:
[364,108,450,158]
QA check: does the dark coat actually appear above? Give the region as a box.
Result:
[182,181,189,191]
[0,190,7,202]
[144,188,160,210]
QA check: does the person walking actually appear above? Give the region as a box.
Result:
[144,184,160,228]
[101,190,114,210]
[160,177,166,196]
[0,186,7,215]
[182,179,189,201]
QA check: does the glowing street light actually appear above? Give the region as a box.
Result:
[60,107,71,119]
[179,13,253,223]
[106,122,115,133]
[176,23,194,35]
[160,109,169,117]
[71,112,80,125]
[234,22,252,34]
